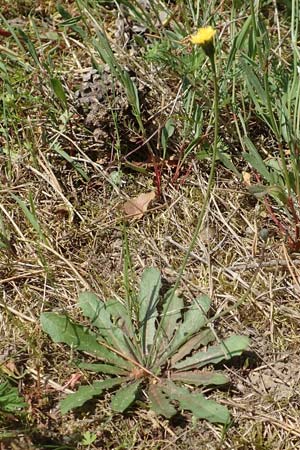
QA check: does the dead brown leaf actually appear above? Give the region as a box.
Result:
[242,171,251,186]
[123,191,156,219]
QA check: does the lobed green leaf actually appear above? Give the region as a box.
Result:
[40,312,132,371]
[170,328,214,366]
[79,292,134,358]
[138,267,162,354]
[77,362,128,376]
[60,378,127,415]
[173,335,250,370]
[148,383,177,419]
[165,295,211,359]
[159,290,183,342]
[171,370,229,387]
[163,381,230,424]
[111,380,142,412]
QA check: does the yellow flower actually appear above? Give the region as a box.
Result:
[190,26,216,45]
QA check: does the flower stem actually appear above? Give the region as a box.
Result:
[152,53,219,368]
[171,54,219,294]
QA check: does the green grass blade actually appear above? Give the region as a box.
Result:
[12,193,47,243]
[242,60,267,104]
[92,31,120,79]
[121,70,142,130]
[50,77,68,109]
[53,143,89,181]
[226,15,252,70]
[92,30,143,131]
[116,0,157,32]
[242,137,273,183]
[56,3,86,39]
[18,29,40,67]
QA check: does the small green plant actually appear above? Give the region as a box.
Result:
[41,267,249,424]
[81,431,97,448]
[0,379,27,413]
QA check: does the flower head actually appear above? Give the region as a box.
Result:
[190,26,216,45]
[190,26,216,59]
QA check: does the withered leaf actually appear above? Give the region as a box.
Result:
[242,171,251,186]
[123,191,155,219]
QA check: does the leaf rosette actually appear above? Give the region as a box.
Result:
[41,267,249,423]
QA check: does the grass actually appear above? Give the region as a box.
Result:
[1,0,300,448]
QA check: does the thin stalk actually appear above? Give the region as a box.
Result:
[173,55,219,298]
[151,50,219,369]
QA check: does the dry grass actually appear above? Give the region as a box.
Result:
[1,2,300,449]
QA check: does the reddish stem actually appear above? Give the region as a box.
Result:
[0,28,11,37]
